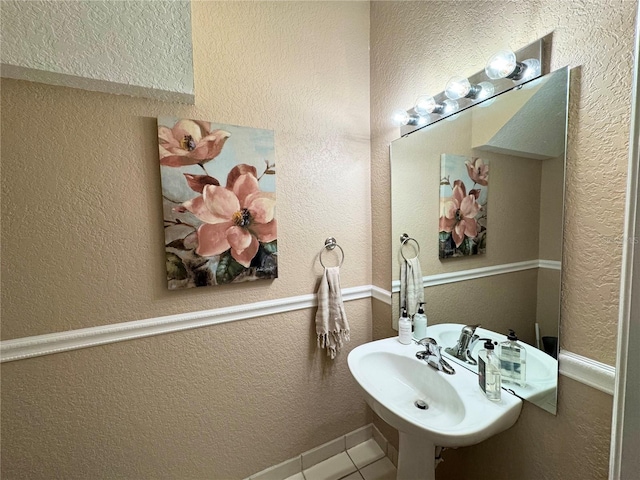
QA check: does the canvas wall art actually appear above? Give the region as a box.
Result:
[158,117,277,289]
[439,154,488,258]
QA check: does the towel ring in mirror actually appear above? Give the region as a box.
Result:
[400,233,420,261]
[320,237,345,268]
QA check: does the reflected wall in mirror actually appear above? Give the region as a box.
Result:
[390,67,569,414]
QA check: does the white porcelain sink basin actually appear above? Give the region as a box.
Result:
[428,323,557,409]
[348,338,522,479]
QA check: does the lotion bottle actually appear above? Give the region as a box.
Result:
[398,306,412,345]
[478,340,501,402]
[413,302,427,340]
[498,329,527,387]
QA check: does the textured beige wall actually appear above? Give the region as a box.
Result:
[1,0,371,340]
[371,0,634,477]
[1,1,371,478]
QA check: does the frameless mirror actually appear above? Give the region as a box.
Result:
[390,67,569,414]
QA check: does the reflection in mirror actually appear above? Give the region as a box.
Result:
[390,67,569,414]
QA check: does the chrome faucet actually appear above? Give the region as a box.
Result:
[416,337,455,374]
[445,324,480,365]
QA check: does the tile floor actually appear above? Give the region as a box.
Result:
[284,439,396,480]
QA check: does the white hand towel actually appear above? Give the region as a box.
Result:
[316,266,350,359]
[400,257,424,317]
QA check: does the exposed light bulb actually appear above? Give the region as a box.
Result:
[445,76,472,100]
[485,50,518,79]
[485,49,540,81]
[441,99,459,115]
[414,95,437,116]
[476,81,495,100]
[391,109,411,126]
[520,58,541,81]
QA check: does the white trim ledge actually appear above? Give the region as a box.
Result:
[1,284,617,397]
[559,350,616,395]
[0,285,372,363]
[391,259,560,293]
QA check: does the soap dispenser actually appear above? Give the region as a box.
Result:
[398,306,412,345]
[478,340,501,402]
[498,329,527,387]
[413,302,427,340]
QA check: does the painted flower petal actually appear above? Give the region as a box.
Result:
[439,215,456,233]
[460,194,481,218]
[172,119,204,143]
[233,174,260,205]
[245,192,276,224]
[226,164,258,190]
[231,235,259,268]
[464,217,478,238]
[452,221,466,247]
[158,126,180,148]
[202,184,241,220]
[195,222,232,257]
[181,194,226,224]
[184,173,220,193]
[452,183,466,204]
[440,197,458,219]
[251,219,277,243]
[226,225,253,252]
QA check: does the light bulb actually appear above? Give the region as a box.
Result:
[476,81,495,100]
[392,109,411,126]
[445,76,473,100]
[520,58,541,81]
[414,95,437,116]
[485,49,518,79]
[441,99,459,115]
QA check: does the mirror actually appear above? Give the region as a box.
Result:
[390,67,569,414]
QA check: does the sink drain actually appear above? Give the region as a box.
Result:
[414,399,429,410]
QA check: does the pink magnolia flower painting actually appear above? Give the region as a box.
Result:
[158,117,277,289]
[439,154,487,258]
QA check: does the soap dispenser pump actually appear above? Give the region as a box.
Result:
[413,302,427,340]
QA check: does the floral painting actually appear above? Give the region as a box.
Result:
[158,117,277,289]
[439,154,488,258]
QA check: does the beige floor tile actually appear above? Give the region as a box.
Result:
[341,472,365,480]
[301,437,346,470]
[359,457,397,480]
[346,438,386,469]
[303,452,357,480]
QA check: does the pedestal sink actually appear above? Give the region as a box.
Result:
[348,338,522,480]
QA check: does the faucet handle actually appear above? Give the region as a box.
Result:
[417,337,437,348]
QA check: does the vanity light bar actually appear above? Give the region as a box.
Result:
[398,38,544,137]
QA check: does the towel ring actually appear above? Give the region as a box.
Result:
[400,233,420,261]
[319,237,345,268]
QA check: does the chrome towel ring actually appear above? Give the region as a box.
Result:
[400,233,420,261]
[319,237,345,268]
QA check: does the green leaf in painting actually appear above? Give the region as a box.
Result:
[215,250,246,284]
[262,240,277,254]
[166,252,188,280]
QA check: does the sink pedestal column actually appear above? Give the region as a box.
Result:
[397,432,436,480]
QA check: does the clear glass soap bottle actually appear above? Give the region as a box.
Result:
[499,329,527,387]
[478,340,501,402]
